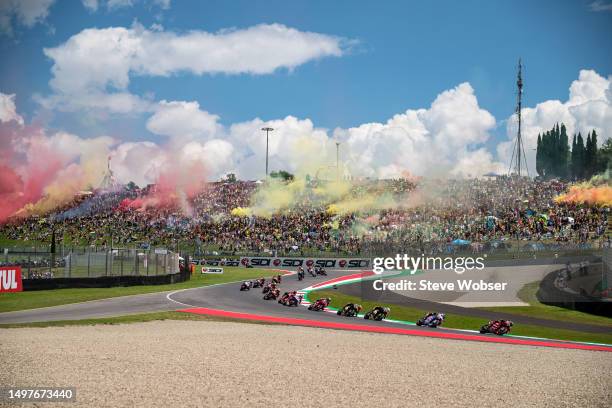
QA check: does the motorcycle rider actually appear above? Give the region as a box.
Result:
[340,303,362,316]
[280,291,300,306]
[266,288,280,300]
[240,281,253,290]
[421,312,445,326]
[316,297,331,308]
[489,319,513,334]
[262,281,277,294]
[371,306,390,318]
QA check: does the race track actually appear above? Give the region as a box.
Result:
[1,268,610,351]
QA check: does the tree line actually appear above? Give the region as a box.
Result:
[535,123,611,180]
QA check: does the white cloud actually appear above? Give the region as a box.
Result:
[118,82,504,181]
[111,141,166,186]
[107,0,134,8]
[41,23,348,113]
[81,0,99,12]
[146,100,222,145]
[0,92,24,125]
[166,82,501,181]
[227,115,334,178]
[82,0,171,11]
[152,0,170,9]
[589,1,612,12]
[0,0,55,36]
[82,0,170,12]
[498,70,612,174]
[334,83,502,179]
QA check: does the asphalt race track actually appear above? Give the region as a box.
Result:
[1,269,611,351]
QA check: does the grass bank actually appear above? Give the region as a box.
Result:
[0,267,274,313]
[0,311,284,329]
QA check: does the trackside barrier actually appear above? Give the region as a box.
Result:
[200,257,371,269]
[240,257,370,269]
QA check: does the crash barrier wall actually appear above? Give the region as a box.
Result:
[537,265,611,317]
[22,268,191,291]
[603,246,611,290]
[1,248,180,280]
[199,257,371,269]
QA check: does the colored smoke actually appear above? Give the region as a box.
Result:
[555,184,612,206]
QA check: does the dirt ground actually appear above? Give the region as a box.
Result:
[1,320,610,407]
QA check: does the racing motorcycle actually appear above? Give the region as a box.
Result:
[315,267,328,276]
[262,283,276,294]
[279,294,301,307]
[308,267,317,277]
[272,274,283,284]
[263,289,280,301]
[364,307,389,321]
[308,298,330,311]
[416,313,445,328]
[336,304,361,317]
[240,281,252,291]
[297,269,305,281]
[480,320,512,335]
[252,278,265,288]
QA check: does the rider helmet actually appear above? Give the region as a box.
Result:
[507,320,513,327]
[383,307,390,314]
[355,304,362,312]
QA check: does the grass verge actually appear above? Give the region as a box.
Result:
[478,281,612,327]
[0,267,275,313]
[0,311,284,329]
[307,289,612,345]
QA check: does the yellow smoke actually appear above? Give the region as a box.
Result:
[326,192,398,215]
[231,207,253,217]
[229,134,415,220]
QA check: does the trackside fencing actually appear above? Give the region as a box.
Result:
[2,248,179,279]
[64,249,180,278]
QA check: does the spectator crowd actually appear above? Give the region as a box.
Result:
[1,177,609,257]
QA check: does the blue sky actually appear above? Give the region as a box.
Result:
[0,0,611,181]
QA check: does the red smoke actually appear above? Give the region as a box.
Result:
[116,161,209,213]
[0,125,65,222]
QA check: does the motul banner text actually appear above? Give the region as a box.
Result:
[0,266,23,293]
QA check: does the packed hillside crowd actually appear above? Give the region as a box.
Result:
[0,177,609,256]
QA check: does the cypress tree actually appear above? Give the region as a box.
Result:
[570,134,577,180]
[559,124,569,179]
[585,132,593,178]
[536,133,543,176]
[590,130,598,176]
[576,132,585,179]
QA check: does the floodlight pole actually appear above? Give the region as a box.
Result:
[336,142,340,182]
[261,127,274,178]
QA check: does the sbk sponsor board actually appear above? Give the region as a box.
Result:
[238,257,370,269]
[0,266,23,293]
[199,259,241,267]
[201,267,224,274]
